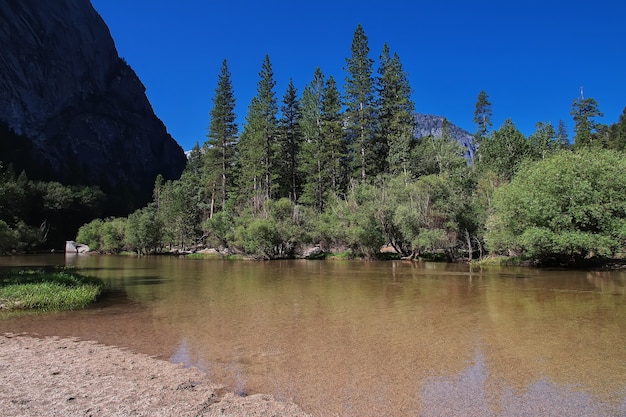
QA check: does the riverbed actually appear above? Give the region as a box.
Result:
[1,254,625,416]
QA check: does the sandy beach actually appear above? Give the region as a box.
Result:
[0,334,310,417]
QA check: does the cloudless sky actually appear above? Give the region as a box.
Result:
[91,0,626,151]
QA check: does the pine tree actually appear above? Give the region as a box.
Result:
[206,59,238,214]
[556,120,569,148]
[321,76,347,201]
[344,24,378,181]
[277,78,301,201]
[473,90,493,140]
[236,55,279,208]
[377,43,415,178]
[606,107,626,151]
[299,68,326,209]
[571,97,603,148]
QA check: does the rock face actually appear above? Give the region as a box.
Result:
[414,113,476,161]
[0,0,186,206]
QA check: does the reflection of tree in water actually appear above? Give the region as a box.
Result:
[421,351,622,416]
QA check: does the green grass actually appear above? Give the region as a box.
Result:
[0,269,104,313]
[185,252,245,260]
[472,255,530,267]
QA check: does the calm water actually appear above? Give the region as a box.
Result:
[1,254,625,416]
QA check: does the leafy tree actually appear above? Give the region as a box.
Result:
[125,204,163,254]
[477,119,529,180]
[571,97,603,149]
[76,217,126,253]
[377,43,415,178]
[528,121,558,160]
[277,79,302,201]
[206,59,238,212]
[76,218,104,250]
[0,169,28,224]
[344,24,379,181]
[100,217,126,253]
[486,149,626,262]
[391,174,461,259]
[473,90,493,140]
[157,173,203,249]
[203,210,234,249]
[323,182,386,258]
[0,220,15,254]
[412,119,467,178]
[606,107,626,151]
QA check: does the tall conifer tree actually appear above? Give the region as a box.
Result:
[278,79,301,201]
[344,24,378,181]
[571,97,603,148]
[322,76,347,199]
[556,120,569,148]
[206,59,238,214]
[377,43,415,178]
[236,55,279,207]
[299,68,326,209]
[473,90,493,140]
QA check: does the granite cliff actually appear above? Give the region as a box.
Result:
[414,113,476,161]
[0,0,186,209]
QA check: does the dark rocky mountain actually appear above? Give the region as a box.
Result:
[414,113,476,161]
[0,0,186,211]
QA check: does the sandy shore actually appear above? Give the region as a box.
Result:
[0,334,310,417]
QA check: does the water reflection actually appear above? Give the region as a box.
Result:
[422,351,619,417]
[1,255,625,416]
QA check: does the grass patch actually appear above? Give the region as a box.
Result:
[0,269,104,313]
[185,252,245,260]
[473,256,529,267]
[325,250,356,260]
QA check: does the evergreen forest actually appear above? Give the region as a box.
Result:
[5,25,626,264]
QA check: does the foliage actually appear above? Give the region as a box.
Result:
[125,204,163,254]
[322,183,386,258]
[63,25,626,265]
[76,218,104,250]
[344,24,379,181]
[477,119,529,181]
[486,149,626,262]
[236,55,279,204]
[391,174,462,258]
[411,120,467,177]
[206,59,238,211]
[473,90,493,139]
[605,107,626,151]
[571,97,603,149]
[377,43,416,178]
[276,79,302,201]
[203,210,234,248]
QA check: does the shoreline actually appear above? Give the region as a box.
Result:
[0,333,310,417]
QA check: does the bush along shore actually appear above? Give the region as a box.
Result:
[0,269,104,313]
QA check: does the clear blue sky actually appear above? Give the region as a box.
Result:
[91,0,626,151]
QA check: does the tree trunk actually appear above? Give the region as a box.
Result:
[465,229,473,261]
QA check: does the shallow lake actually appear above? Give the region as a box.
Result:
[1,254,625,416]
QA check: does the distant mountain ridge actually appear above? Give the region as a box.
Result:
[414,113,476,160]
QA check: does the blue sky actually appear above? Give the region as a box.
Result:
[91,0,626,151]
